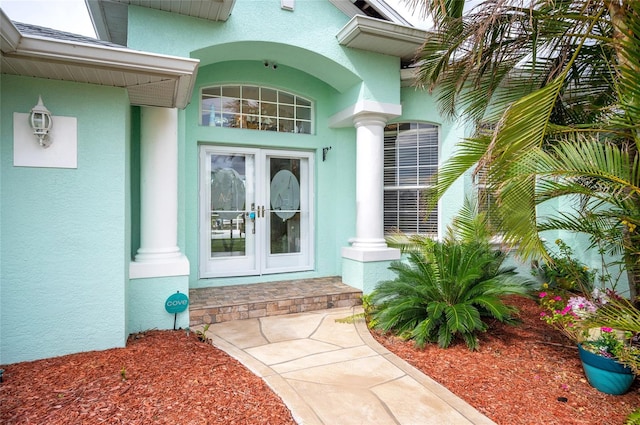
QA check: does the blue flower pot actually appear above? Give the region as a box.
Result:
[577,343,635,395]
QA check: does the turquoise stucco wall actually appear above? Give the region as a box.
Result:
[126,1,401,109]
[342,257,398,294]
[537,197,630,294]
[128,276,190,332]
[0,76,130,364]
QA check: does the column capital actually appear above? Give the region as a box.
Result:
[352,112,388,129]
[328,100,401,128]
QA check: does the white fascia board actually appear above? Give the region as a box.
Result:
[0,8,22,53]
[11,35,199,77]
[328,100,402,128]
[174,72,199,109]
[336,15,427,61]
[328,0,412,26]
[85,0,111,42]
[328,0,362,18]
[400,67,418,87]
[337,15,426,47]
[366,0,412,26]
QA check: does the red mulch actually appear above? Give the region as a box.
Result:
[372,295,640,425]
[0,330,295,424]
[1,296,639,424]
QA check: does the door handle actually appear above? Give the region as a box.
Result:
[246,203,256,234]
[248,211,256,233]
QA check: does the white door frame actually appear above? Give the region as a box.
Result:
[199,145,314,278]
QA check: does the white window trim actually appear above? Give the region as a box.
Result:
[383,122,439,236]
[200,84,314,134]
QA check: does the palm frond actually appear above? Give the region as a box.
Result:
[587,297,640,334]
[371,235,530,350]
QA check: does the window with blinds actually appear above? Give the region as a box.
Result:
[383,123,439,235]
[474,167,501,232]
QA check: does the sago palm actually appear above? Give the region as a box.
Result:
[370,239,532,350]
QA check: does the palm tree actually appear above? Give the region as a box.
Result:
[406,0,640,298]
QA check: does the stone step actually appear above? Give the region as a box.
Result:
[189,276,362,327]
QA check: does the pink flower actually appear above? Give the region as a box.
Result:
[601,327,613,333]
[540,312,547,317]
[554,296,563,301]
[539,292,547,298]
[561,306,571,315]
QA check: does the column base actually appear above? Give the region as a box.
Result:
[134,246,183,262]
[341,246,401,294]
[130,254,190,279]
[342,246,400,262]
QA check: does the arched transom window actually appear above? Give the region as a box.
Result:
[201,85,313,134]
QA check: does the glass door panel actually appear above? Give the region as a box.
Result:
[210,154,248,258]
[200,147,257,277]
[269,158,301,255]
[264,152,313,273]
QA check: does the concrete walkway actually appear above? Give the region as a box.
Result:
[200,306,496,425]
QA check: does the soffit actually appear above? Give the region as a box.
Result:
[337,15,427,62]
[329,0,411,26]
[87,0,236,44]
[0,9,199,109]
[114,0,235,20]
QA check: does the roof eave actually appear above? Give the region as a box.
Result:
[336,15,426,62]
[0,9,21,52]
[365,0,412,26]
[86,0,236,45]
[85,0,121,44]
[1,9,199,109]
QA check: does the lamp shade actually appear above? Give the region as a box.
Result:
[29,96,53,147]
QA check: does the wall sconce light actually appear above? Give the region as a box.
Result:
[29,95,53,148]
[322,146,332,161]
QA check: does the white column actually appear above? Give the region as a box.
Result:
[351,113,387,249]
[341,112,400,263]
[130,106,189,278]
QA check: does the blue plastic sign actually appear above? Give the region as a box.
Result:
[165,292,189,314]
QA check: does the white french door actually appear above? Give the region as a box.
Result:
[199,146,314,278]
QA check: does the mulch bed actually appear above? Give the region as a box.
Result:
[0,330,295,424]
[372,295,640,425]
[1,296,639,424]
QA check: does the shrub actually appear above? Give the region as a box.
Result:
[370,239,533,350]
[531,239,596,293]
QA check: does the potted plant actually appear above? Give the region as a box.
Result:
[577,327,636,395]
[539,290,639,395]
